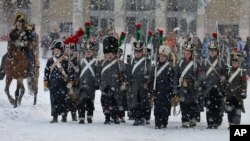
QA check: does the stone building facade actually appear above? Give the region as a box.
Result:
[0,0,249,41]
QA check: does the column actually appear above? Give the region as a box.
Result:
[82,0,90,22]
[239,0,250,40]
[73,0,83,32]
[155,0,166,31]
[31,0,42,36]
[114,0,124,33]
[196,0,207,40]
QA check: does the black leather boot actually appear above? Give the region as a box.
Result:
[61,113,67,122]
[50,116,58,123]
[79,120,85,124]
[71,113,77,121]
[87,118,93,123]
[155,117,161,129]
[104,115,111,124]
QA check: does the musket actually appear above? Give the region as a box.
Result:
[122,26,128,63]
[153,41,158,91]
[225,39,231,67]
[117,31,127,84]
[144,21,149,75]
[153,30,163,91]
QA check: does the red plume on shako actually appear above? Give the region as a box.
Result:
[76,27,84,37]
[211,33,217,39]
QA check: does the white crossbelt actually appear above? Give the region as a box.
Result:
[206,58,218,77]
[179,60,194,87]
[80,58,96,78]
[52,57,67,79]
[101,59,117,75]
[156,62,169,77]
[132,57,145,75]
[228,68,241,83]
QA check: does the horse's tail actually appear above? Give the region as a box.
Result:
[27,76,38,95]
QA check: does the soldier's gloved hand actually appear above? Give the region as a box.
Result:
[67,82,73,89]
[95,85,100,90]
[44,81,49,92]
[121,83,127,90]
[15,40,24,47]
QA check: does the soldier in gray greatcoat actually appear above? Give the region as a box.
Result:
[129,41,152,126]
[225,56,247,127]
[77,41,99,124]
[174,41,200,128]
[64,43,79,122]
[44,40,74,123]
[200,41,227,129]
[151,45,174,129]
[99,36,124,124]
[117,48,129,123]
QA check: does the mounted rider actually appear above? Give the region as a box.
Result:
[0,12,35,80]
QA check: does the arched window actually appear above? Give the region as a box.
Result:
[126,0,155,11]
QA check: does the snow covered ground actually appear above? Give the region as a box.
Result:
[0,41,250,141]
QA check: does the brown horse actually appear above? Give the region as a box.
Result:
[4,43,30,108]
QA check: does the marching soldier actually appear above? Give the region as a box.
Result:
[200,41,227,129]
[65,44,79,122]
[64,27,84,122]
[117,48,128,123]
[225,56,248,127]
[77,41,99,124]
[174,41,200,128]
[99,36,123,124]
[151,45,174,129]
[129,41,152,126]
[44,40,74,123]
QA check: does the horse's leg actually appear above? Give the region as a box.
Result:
[14,80,21,108]
[33,67,39,105]
[33,77,38,105]
[18,79,25,106]
[4,76,14,105]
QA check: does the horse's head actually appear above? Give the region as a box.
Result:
[7,42,18,58]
